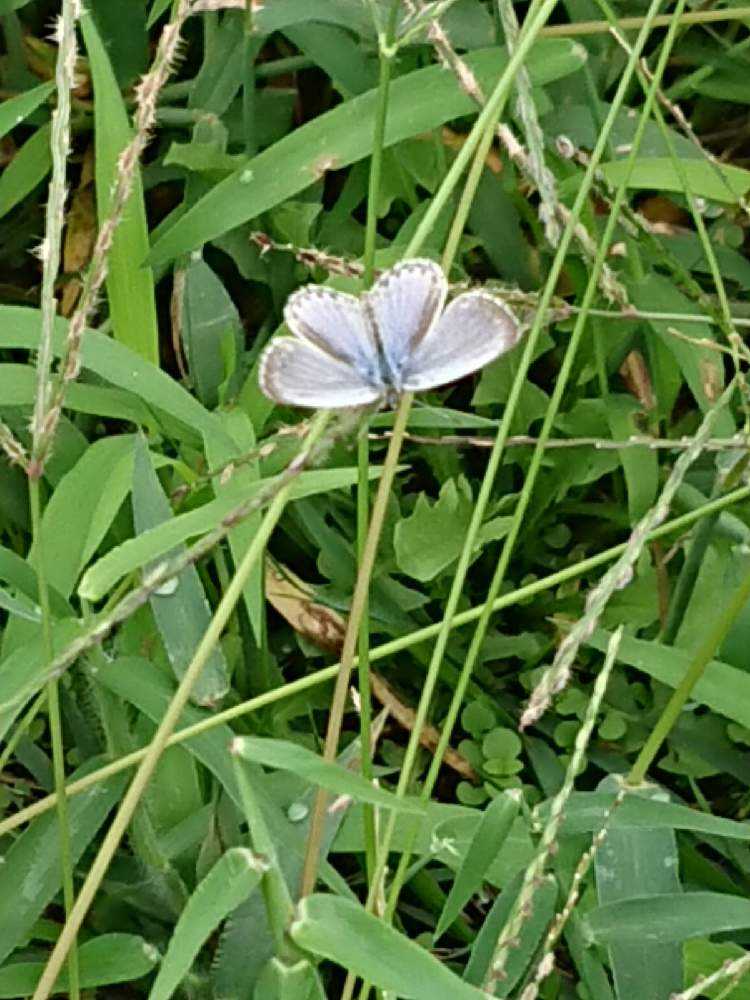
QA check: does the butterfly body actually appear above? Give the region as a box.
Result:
[259,258,520,409]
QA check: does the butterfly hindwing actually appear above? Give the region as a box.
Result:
[402,290,520,392]
[365,258,447,381]
[259,337,383,408]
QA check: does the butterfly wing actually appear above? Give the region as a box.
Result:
[365,259,447,381]
[284,286,380,375]
[259,337,383,409]
[401,290,520,392]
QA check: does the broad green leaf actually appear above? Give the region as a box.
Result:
[290,894,486,1000]
[181,255,242,408]
[0,762,127,964]
[253,957,326,1000]
[0,619,82,733]
[81,12,159,363]
[0,122,51,218]
[233,737,425,815]
[586,629,750,730]
[0,362,156,428]
[587,892,750,946]
[78,464,391,601]
[395,477,472,582]
[435,792,520,940]
[132,435,229,707]
[148,849,264,1000]
[600,156,750,204]
[0,306,231,449]
[97,655,358,899]
[0,585,39,622]
[0,933,157,996]
[0,80,54,140]
[0,544,70,617]
[594,779,682,999]
[283,22,378,97]
[538,790,750,842]
[334,802,534,889]
[32,434,168,598]
[149,42,587,267]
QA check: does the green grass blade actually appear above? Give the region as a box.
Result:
[132,434,230,707]
[80,12,159,363]
[290,894,487,1000]
[147,848,264,1000]
[148,41,585,267]
[0,80,54,139]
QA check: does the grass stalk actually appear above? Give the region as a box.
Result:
[30,411,332,1000]
[31,0,77,462]
[31,0,191,477]
[539,6,750,37]
[242,0,258,157]
[3,482,748,843]
[29,479,80,1000]
[358,0,402,894]
[299,0,561,901]
[27,6,80,988]
[299,396,412,896]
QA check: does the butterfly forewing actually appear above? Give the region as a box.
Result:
[365,258,447,381]
[284,286,379,374]
[259,337,383,408]
[402,290,520,392]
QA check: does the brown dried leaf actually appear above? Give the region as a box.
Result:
[370,673,477,782]
[265,558,346,654]
[619,349,655,411]
[63,186,96,274]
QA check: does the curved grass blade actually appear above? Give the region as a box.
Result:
[147,848,264,1000]
[0,934,157,997]
[434,790,520,941]
[148,41,586,268]
[0,80,54,140]
[290,894,486,1000]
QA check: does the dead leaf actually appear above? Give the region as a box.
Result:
[370,673,477,782]
[63,186,96,274]
[265,558,346,654]
[619,349,655,411]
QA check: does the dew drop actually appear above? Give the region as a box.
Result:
[154,576,179,597]
[287,802,308,823]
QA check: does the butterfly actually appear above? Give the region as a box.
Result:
[258,258,521,409]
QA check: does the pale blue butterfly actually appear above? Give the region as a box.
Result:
[258,258,520,409]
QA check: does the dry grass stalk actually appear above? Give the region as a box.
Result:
[416,0,626,303]
[487,627,623,990]
[522,785,628,999]
[0,422,29,471]
[30,0,79,464]
[29,0,192,478]
[673,952,750,1000]
[521,379,738,730]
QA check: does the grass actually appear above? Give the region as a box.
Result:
[2,1,750,999]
